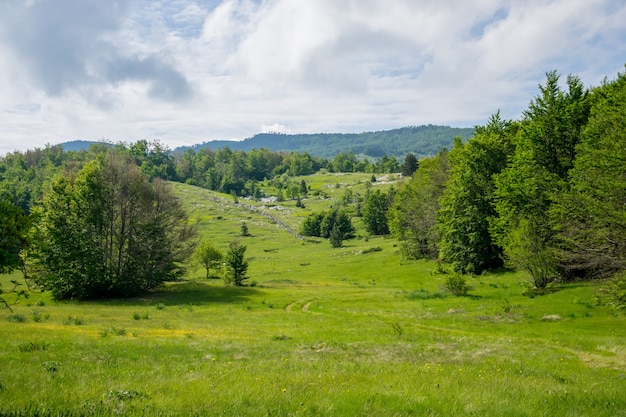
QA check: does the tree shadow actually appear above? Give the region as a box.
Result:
[88,281,263,307]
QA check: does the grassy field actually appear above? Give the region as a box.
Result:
[1,176,625,416]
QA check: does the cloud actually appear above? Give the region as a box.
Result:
[0,0,192,102]
[0,0,625,155]
[5,103,41,115]
[260,123,291,134]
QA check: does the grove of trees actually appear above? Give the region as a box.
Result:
[34,153,197,299]
[391,67,626,290]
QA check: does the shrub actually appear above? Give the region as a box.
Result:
[7,314,26,323]
[443,274,470,297]
[63,316,84,325]
[41,361,61,373]
[606,274,626,312]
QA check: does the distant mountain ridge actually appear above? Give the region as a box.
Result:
[60,125,474,159]
[177,125,473,159]
[59,140,113,152]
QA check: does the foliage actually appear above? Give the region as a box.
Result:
[443,273,470,297]
[504,219,558,289]
[0,144,66,213]
[329,224,344,248]
[551,70,626,278]
[224,240,248,286]
[362,189,391,235]
[192,240,224,279]
[438,114,516,274]
[389,148,449,259]
[605,273,626,312]
[0,279,29,313]
[34,153,197,299]
[492,71,591,286]
[0,198,32,275]
[300,209,356,247]
[401,153,418,177]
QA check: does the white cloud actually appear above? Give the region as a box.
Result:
[0,0,625,154]
[260,123,291,134]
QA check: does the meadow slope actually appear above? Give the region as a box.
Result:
[0,178,624,416]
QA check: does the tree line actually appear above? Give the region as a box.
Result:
[176,124,473,159]
[388,68,626,293]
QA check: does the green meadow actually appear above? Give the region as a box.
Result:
[1,175,625,416]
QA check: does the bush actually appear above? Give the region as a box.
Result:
[443,274,470,297]
[7,314,26,323]
[606,274,626,312]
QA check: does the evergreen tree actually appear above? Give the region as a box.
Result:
[552,70,626,278]
[438,113,516,274]
[401,153,419,177]
[492,71,590,287]
[362,189,390,235]
[225,240,248,286]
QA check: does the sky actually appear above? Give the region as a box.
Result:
[0,0,625,155]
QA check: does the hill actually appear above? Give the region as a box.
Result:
[58,125,473,159]
[1,178,624,416]
[176,125,474,158]
[59,140,112,152]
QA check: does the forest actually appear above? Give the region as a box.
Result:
[173,124,474,159]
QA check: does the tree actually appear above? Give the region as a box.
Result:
[225,240,248,286]
[35,153,197,299]
[320,209,356,244]
[437,114,515,274]
[362,189,390,235]
[0,198,32,275]
[329,224,344,248]
[389,148,449,259]
[492,71,590,287]
[300,208,355,247]
[551,69,626,278]
[401,153,418,177]
[193,240,223,279]
[300,212,324,237]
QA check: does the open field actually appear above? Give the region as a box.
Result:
[1,177,625,416]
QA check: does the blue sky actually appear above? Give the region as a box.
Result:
[0,0,625,154]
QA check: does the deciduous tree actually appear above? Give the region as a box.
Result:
[35,153,197,299]
[193,240,223,279]
[389,148,449,259]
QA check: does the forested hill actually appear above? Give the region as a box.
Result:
[176,125,474,159]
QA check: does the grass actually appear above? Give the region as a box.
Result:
[1,177,625,416]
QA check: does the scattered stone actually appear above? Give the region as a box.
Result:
[541,314,561,322]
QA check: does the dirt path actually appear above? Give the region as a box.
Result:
[285,300,315,312]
